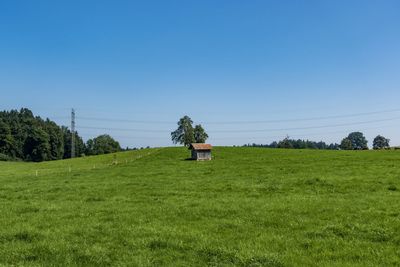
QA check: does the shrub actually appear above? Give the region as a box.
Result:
[0,153,14,161]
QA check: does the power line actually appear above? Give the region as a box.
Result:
[82,124,397,141]
[79,126,168,133]
[204,109,400,125]
[210,116,400,133]
[5,122,396,141]
[73,108,400,125]
[211,124,400,140]
[49,116,70,120]
[77,116,174,124]
[77,116,400,134]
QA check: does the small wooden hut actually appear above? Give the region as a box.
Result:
[189,143,212,161]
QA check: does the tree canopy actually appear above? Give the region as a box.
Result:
[346,132,368,150]
[0,108,77,161]
[340,138,353,150]
[277,137,293,149]
[373,135,390,150]
[245,138,339,150]
[171,116,209,146]
[194,124,208,143]
[86,134,122,155]
[0,108,118,162]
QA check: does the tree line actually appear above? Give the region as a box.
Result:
[0,108,122,162]
[244,132,391,150]
[244,139,340,150]
[339,132,390,150]
[170,116,392,151]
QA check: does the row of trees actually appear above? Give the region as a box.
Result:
[245,132,391,150]
[0,109,121,162]
[244,139,340,150]
[171,116,208,146]
[340,132,390,150]
[171,116,393,151]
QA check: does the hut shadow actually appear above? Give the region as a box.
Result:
[183,158,195,161]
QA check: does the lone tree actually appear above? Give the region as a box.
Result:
[194,124,208,143]
[171,116,209,146]
[171,116,195,146]
[373,135,390,150]
[346,132,368,150]
[340,138,353,150]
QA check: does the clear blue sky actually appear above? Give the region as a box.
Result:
[1,0,399,148]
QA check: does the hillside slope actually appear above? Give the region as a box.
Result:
[0,147,399,266]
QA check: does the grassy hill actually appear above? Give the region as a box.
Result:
[0,147,399,266]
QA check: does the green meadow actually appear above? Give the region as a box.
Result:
[0,147,399,266]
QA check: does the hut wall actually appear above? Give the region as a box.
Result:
[191,149,212,160]
[191,150,198,160]
[197,150,211,160]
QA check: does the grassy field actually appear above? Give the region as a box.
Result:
[0,147,399,266]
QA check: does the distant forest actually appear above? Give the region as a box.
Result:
[0,108,121,162]
[244,139,340,150]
